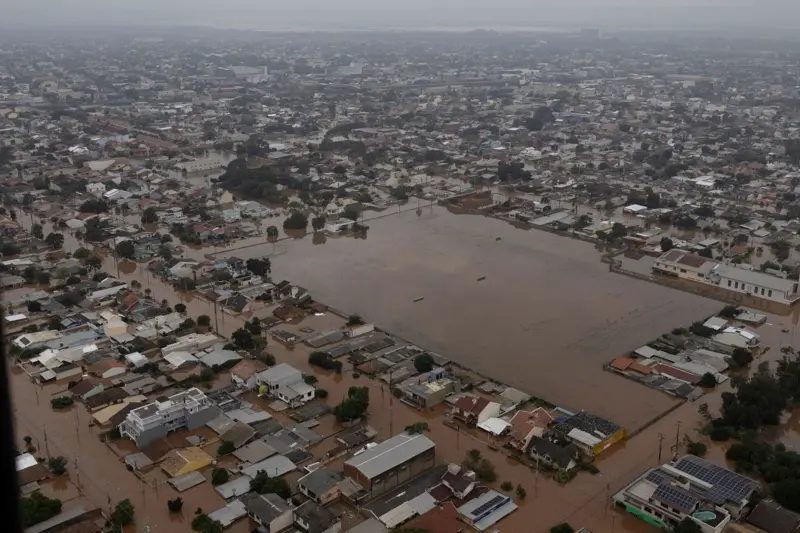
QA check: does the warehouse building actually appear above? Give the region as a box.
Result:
[343,432,435,498]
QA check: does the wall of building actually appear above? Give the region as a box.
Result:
[348,448,436,498]
[653,260,708,283]
[592,428,627,456]
[130,423,169,448]
[713,275,795,304]
[270,511,294,532]
[186,405,222,431]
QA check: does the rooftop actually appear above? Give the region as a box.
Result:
[345,432,435,479]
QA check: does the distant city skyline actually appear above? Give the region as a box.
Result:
[3,0,800,32]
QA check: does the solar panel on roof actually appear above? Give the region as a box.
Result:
[645,470,670,485]
[653,484,698,513]
[470,495,507,518]
[673,456,757,503]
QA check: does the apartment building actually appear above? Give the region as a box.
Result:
[119,387,221,448]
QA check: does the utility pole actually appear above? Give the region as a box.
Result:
[113,239,120,278]
[213,300,219,333]
[674,421,681,459]
[388,371,394,436]
[74,457,81,493]
[658,433,664,463]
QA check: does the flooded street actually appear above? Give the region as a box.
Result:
[223,206,720,431]
[10,204,800,532]
[8,366,250,533]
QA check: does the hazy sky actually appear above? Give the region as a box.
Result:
[3,0,799,31]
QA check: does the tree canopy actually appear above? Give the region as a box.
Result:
[232,328,255,350]
[111,499,135,527]
[211,467,229,485]
[191,513,224,533]
[414,353,435,373]
[79,198,109,214]
[141,207,159,224]
[21,492,62,527]
[334,386,369,422]
[246,257,271,276]
[249,470,291,499]
[217,440,235,456]
[116,240,135,260]
[283,211,308,231]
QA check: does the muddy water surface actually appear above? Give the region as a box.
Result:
[12,204,800,532]
[224,206,721,431]
[9,366,249,533]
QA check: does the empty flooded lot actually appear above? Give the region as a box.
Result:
[230,206,721,431]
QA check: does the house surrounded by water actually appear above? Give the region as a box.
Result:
[118,387,221,448]
[654,249,800,306]
[614,455,759,532]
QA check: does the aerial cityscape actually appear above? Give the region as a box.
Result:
[3,15,800,533]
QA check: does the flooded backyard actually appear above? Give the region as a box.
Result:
[221,205,721,431]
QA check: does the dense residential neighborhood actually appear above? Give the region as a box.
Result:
[3,24,800,533]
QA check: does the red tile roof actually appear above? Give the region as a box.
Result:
[508,407,554,442]
[404,503,463,533]
[453,396,489,415]
[610,357,634,371]
[653,363,700,384]
[629,361,654,375]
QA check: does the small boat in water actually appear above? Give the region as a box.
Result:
[477,276,486,281]
[413,296,425,302]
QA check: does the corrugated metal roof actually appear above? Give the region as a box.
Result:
[345,433,435,479]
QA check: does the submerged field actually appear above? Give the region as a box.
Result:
[229,206,721,431]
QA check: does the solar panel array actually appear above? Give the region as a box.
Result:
[469,495,508,518]
[653,484,699,513]
[645,469,670,485]
[674,455,758,503]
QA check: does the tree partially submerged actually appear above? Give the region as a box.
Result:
[21,492,62,527]
[334,386,369,422]
[249,470,291,499]
[110,499,135,528]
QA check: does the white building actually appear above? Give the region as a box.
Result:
[653,249,716,282]
[654,250,800,305]
[175,155,227,174]
[256,363,315,407]
[119,387,221,448]
[707,264,799,305]
[623,204,648,215]
[713,326,760,348]
[12,330,61,350]
[161,333,220,355]
[613,455,759,532]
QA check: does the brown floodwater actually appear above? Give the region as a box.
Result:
[10,203,800,532]
[220,206,721,431]
[8,366,249,533]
